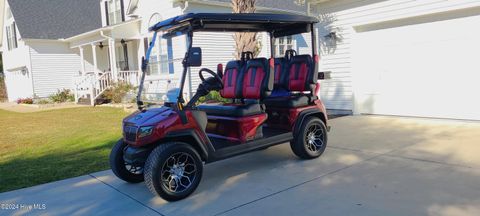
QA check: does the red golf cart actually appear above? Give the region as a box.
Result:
[110,13,330,201]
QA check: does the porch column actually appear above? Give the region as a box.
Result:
[91,44,98,81]
[79,46,86,75]
[108,38,118,80]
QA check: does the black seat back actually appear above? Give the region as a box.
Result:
[286,55,316,92]
[220,60,243,99]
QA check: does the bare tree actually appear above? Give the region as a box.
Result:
[231,0,258,59]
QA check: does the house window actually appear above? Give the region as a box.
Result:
[105,0,124,25]
[145,14,174,75]
[274,36,294,57]
[146,36,173,75]
[6,22,18,51]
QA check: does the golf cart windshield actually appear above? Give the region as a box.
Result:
[137,31,185,106]
[136,13,319,110]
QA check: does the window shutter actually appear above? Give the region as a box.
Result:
[104,1,109,25]
[120,0,125,22]
[12,22,17,48]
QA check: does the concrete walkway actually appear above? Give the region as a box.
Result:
[1,116,480,216]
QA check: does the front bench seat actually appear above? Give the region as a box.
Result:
[198,58,272,117]
[197,102,262,117]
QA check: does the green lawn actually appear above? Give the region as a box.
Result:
[0,107,129,192]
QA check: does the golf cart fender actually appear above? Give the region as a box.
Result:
[293,108,329,135]
[162,129,213,160]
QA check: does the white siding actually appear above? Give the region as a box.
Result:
[2,1,34,101]
[314,0,480,114]
[28,41,81,97]
[190,32,236,93]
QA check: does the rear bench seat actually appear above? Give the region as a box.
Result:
[264,52,317,108]
[198,58,273,117]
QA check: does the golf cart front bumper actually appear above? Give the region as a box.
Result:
[123,146,152,166]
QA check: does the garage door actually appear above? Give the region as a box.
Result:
[354,11,480,120]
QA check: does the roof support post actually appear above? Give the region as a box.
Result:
[108,38,118,80]
[91,44,98,81]
[79,46,86,75]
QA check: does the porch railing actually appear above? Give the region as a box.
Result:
[93,72,113,100]
[74,70,140,105]
[118,70,140,86]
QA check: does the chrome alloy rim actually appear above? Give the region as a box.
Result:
[160,152,197,193]
[125,162,143,175]
[305,124,324,152]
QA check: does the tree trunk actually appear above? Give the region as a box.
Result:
[231,0,257,60]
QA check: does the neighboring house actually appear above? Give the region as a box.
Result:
[310,0,480,120]
[1,0,101,101]
[1,0,311,105]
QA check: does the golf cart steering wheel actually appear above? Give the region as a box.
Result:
[199,68,224,89]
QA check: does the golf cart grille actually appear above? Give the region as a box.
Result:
[124,126,138,142]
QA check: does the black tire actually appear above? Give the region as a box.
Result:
[144,142,203,201]
[110,139,144,183]
[290,117,328,159]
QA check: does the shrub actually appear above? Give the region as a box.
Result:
[36,99,51,104]
[0,76,7,102]
[102,82,137,103]
[49,89,74,103]
[16,98,33,104]
[197,91,230,104]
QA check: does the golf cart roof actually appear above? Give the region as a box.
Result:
[150,13,319,38]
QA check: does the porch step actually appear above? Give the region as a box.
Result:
[77,95,91,105]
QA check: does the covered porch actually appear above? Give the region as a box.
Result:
[65,19,143,105]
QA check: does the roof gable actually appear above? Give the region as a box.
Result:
[8,0,102,40]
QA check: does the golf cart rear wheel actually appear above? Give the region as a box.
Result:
[110,139,144,183]
[144,142,203,201]
[290,117,328,159]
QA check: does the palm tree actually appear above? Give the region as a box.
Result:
[231,0,257,59]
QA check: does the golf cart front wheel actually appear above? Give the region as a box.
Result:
[290,117,328,159]
[144,142,203,201]
[110,139,144,183]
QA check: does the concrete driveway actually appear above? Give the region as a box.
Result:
[1,115,480,216]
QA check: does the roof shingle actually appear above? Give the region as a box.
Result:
[8,0,102,40]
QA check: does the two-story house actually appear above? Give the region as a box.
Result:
[2,0,101,102]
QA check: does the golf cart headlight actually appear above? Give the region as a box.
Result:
[138,126,154,138]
